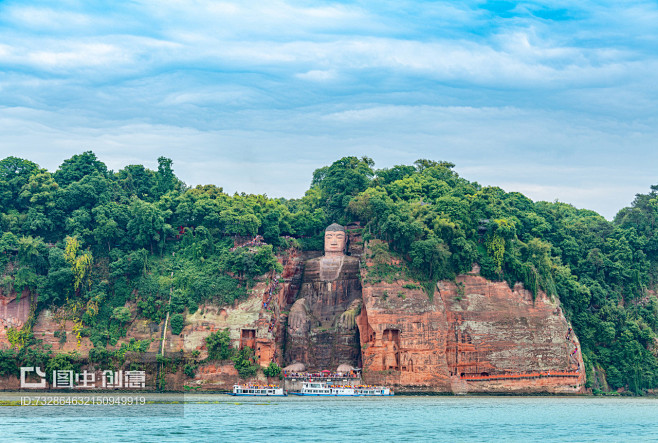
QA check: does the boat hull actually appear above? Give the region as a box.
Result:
[291,393,362,397]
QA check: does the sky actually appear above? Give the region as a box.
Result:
[1,0,657,219]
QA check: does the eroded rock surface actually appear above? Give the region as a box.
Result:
[358,257,585,393]
[0,290,35,349]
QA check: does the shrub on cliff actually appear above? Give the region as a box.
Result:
[170,313,184,335]
[263,361,281,378]
[205,328,232,360]
[112,306,131,324]
[232,346,258,379]
[0,350,19,377]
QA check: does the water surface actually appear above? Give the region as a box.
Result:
[1,394,656,442]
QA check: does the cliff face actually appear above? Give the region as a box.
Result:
[1,239,586,394]
[357,258,585,394]
[0,290,35,348]
[357,280,452,390]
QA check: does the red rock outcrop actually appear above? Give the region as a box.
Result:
[357,279,452,390]
[0,290,35,349]
[357,255,585,393]
[1,235,587,394]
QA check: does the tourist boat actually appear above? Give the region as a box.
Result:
[292,382,393,397]
[231,384,287,396]
[353,384,394,396]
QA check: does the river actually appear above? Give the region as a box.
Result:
[1,393,656,442]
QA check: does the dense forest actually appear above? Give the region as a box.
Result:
[1,152,657,393]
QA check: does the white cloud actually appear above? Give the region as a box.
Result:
[296,69,337,81]
[0,0,657,220]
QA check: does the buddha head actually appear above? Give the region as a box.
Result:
[324,223,347,256]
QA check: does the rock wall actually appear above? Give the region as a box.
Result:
[1,237,587,394]
[357,259,585,394]
[357,280,452,390]
[0,290,35,349]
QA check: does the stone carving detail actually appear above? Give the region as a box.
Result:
[284,223,362,370]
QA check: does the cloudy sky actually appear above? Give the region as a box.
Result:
[1,1,657,219]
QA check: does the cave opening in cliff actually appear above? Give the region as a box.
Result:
[383,328,400,345]
[240,329,256,349]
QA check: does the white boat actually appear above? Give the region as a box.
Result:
[354,385,394,396]
[292,382,393,396]
[231,384,287,396]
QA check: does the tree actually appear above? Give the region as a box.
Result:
[154,157,184,198]
[410,237,451,280]
[54,151,108,188]
[0,156,40,211]
[19,171,59,237]
[263,361,281,378]
[312,156,374,222]
[206,328,232,360]
[116,164,157,201]
[170,313,185,335]
[112,306,131,323]
[232,346,258,378]
[414,159,455,172]
[64,236,93,296]
[127,198,171,253]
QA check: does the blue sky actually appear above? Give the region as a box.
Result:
[1,0,657,219]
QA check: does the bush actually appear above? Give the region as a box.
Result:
[263,361,281,378]
[112,306,131,323]
[206,328,232,360]
[184,363,197,378]
[170,313,185,335]
[0,350,19,377]
[232,346,258,379]
[54,329,67,345]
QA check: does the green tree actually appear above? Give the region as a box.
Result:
[263,361,282,378]
[170,313,185,335]
[112,306,131,323]
[232,346,258,378]
[54,151,108,188]
[0,156,40,211]
[312,156,374,222]
[116,164,157,201]
[206,328,232,360]
[127,198,172,253]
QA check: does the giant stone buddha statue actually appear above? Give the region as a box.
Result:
[285,223,362,370]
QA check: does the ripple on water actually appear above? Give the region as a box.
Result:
[1,395,658,442]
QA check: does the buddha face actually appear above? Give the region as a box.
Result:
[324,230,346,255]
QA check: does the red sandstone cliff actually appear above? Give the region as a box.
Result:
[357,243,586,394]
[0,289,35,349]
[1,239,586,394]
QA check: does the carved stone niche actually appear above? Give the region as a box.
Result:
[382,328,400,370]
[240,329,256,350]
